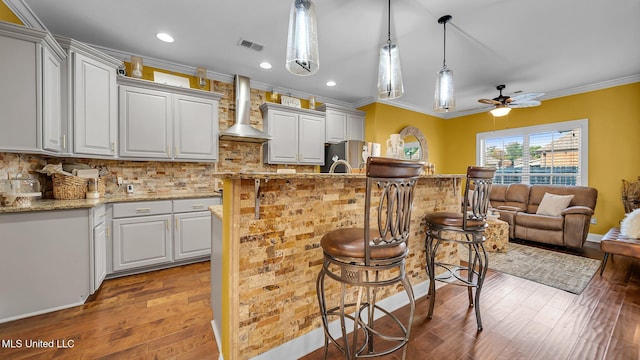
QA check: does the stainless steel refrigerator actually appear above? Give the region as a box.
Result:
[320,140,366,173]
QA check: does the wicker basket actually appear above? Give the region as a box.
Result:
[52,174,88,200]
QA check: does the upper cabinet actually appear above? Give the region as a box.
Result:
[261,103,325,165]
[55,36,121,158]
[117,77,223,162]
[0,22,66,154]
[317,103,365,143]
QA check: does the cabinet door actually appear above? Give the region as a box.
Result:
[299,114,325,164]
[74,53,117,156]
[347,113,365,141]
[0,36,38,152]
[325,109,346,144]
[266,110,299,164]
[174,94,218,161]
[119,85,172,159]
[42,45,65,153]
[112,214,172,271]
[174,212,212,260]
[93,223,107,293]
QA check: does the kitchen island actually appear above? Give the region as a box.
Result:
[211,172,464,359]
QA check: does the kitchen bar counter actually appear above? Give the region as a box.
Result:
[212,171,464,359]
[0,191,221,214]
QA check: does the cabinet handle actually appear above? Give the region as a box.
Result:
[175,218,179,229]
[174,146,178,156]
[135,208,151,213]
[111,142,115,152]
[106,224,110,238]
[191,204,205,209]
[61,134,66,149]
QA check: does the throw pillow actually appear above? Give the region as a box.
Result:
[536,192,574,216]
[621,208,640,238]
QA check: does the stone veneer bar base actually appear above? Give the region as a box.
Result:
[213,172,464,359]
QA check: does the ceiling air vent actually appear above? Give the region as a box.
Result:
[238,39,264,52]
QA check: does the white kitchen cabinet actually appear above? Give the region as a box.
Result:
[260,102,325,165]
[324,109,347,144]
[0,22,66,154]
[118,77,222,162]
[55,36,120,157]
[173,197,220,260]
[109,197,218,274]
[91,205,107,293]
[317,103,365,143]
[0,209,91,323]
[111,200,173,272]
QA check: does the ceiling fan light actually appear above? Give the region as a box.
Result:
[433,66,455,112]
[285,0,319,76]
[377,42,404,99]
[490,105,511,117]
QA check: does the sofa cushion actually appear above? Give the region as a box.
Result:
[536,193,574,216]
[528,185,597,214]
[489,184,530,211]
[516,212,564,230]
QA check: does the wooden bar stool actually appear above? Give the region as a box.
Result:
[424,166,496,331]
[316,157,424,359]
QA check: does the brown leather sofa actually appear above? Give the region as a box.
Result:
[489,184,598,249]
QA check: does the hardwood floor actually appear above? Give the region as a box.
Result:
[1,241,639,360]
[0,262,218,360]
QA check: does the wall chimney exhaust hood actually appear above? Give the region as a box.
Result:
[219,75,271,143]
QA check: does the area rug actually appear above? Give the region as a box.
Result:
[459,243,601,294]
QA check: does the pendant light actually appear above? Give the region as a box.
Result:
[286,0,319,76]
[433,15,455,112]
[377,0,404,99]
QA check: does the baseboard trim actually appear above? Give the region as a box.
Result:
[249,279,442,360]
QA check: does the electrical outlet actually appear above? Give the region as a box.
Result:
[590,217,597,225]
[117,176,123,185]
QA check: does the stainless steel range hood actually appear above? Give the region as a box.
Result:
[219,75,271,143]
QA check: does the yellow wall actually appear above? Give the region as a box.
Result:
[359,102,446,169]
[0,2,22,24]
[361,82,640,234]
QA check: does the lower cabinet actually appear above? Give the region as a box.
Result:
[109,197,219,275]
[0,209,91,323]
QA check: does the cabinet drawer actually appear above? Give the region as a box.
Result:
[173,198,219,213]
[112,200,172,218]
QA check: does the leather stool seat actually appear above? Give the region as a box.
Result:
[424,212,486,228]
[321,228,407,260]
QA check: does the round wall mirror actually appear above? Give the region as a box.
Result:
[399,126,428,161]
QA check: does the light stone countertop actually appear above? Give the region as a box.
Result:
[209,205,223,220]
[0,191,221,214]
[214,172,465,180]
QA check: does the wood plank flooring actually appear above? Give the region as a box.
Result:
[1,241,639,360]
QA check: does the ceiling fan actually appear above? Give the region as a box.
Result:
[478,85,544,116]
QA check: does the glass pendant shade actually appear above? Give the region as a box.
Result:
[377,42,404,99]
[490,105,511,117]
[285,0,319,76]
[433,66,455,112]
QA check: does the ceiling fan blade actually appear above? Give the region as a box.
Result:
[478,98,500,105]
[510,92,544,102]
[509,100,541,108]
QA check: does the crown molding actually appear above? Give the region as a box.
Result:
[3,0,47,30]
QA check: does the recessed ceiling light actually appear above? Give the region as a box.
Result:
[326,81,336,87]
[259,62,272,70]
[156,32,174,43]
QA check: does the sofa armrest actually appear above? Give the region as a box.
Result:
[561,206,594,216]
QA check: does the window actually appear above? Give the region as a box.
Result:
[476,119,588,186]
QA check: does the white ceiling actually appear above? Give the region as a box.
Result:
[18,0,640,118]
